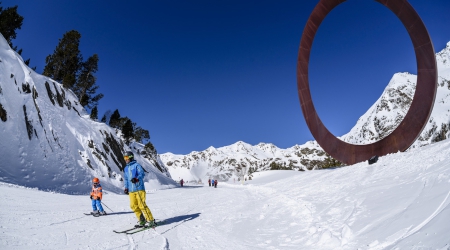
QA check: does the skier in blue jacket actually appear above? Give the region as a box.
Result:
[123,151,156,228]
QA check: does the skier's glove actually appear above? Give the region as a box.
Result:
[131,178,139,184]
[96,197,101,201]
[90,195,93,200]
[124,188,129,195]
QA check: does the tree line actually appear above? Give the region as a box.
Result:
[0,3,155,150]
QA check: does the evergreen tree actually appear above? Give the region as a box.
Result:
[133,126,150,144]
[144,142,157,157]
[43,30,82,89]
[90,106,98,121]
[0,3,34,68]
[0,4,23,49]
[73,54,103,108]
[101,110,111,124]
[109,109,121,128]
[117,116,130,129]
[122,118,134,144]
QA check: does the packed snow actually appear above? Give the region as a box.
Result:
[2,136,450,249]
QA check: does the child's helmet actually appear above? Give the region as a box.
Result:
[124,151,134,159]
[93,177,100,183]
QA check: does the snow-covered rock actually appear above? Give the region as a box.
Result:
[341,41,450,148]
[0,34,176,194]
[161,140,329,183]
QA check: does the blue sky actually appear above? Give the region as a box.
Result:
[3,0,450,154]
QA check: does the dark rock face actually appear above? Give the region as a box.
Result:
[23,105,33,140]
[0,103,6,122]
[52,82,64,108]
[22,82,31,93]
[32,86,43,126]
[105,132,126,171]
[45,82,55,105]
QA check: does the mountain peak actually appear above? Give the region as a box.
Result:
[161,41,450,182]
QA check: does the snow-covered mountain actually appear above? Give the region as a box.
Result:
[0,34,176,194]
[161,141,328,183]
[342,41,450,147]
[161,139,347,183]
[161,42,450,183]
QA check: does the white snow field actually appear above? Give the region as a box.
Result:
[2,138,450,249]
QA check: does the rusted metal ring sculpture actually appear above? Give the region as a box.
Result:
[297,0,437,165]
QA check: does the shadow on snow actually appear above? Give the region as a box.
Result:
[159,213,201,227]
[104,211,135,216]
[157,213,201,234]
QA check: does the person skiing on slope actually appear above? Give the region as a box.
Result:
[211,179,215,187]
[208,179,211,187]
[123,151,156,228]
[180,179,184,187]
[214,179,218,188]
[90,177,106,215]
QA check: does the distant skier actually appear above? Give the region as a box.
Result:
[208,179,211,187]
[90,177,106,215]
[214,179,218,188]
[123,151,156,228]
[211,179,215,187]
[180,179,184,187]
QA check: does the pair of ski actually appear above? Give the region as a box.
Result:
[114,220,164,235]
[84,212,106,217]
[113,226,154,235]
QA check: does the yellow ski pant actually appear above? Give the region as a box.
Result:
[129,190,154,221]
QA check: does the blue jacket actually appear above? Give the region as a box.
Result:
[124,160,146,192]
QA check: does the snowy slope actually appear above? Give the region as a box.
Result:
[161,42,450,183]
[0,34,176,194]
[1,137,450,249]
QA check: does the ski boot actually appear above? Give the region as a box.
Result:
[146,219,157,228]
[135,220,146,228]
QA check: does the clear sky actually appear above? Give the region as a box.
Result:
[3,0,450,154]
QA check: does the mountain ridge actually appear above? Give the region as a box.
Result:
[161,42,450,183]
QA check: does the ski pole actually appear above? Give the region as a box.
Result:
[101,201,114,212]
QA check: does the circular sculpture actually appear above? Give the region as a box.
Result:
[297,0,437,165]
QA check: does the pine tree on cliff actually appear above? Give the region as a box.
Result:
[122,118,134,145]
[90,106,98,121]
[109,109,121,128]
[0,3,33,68]
[73,54,103,109]
[0,4,23,50]
[43,30,82,89]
